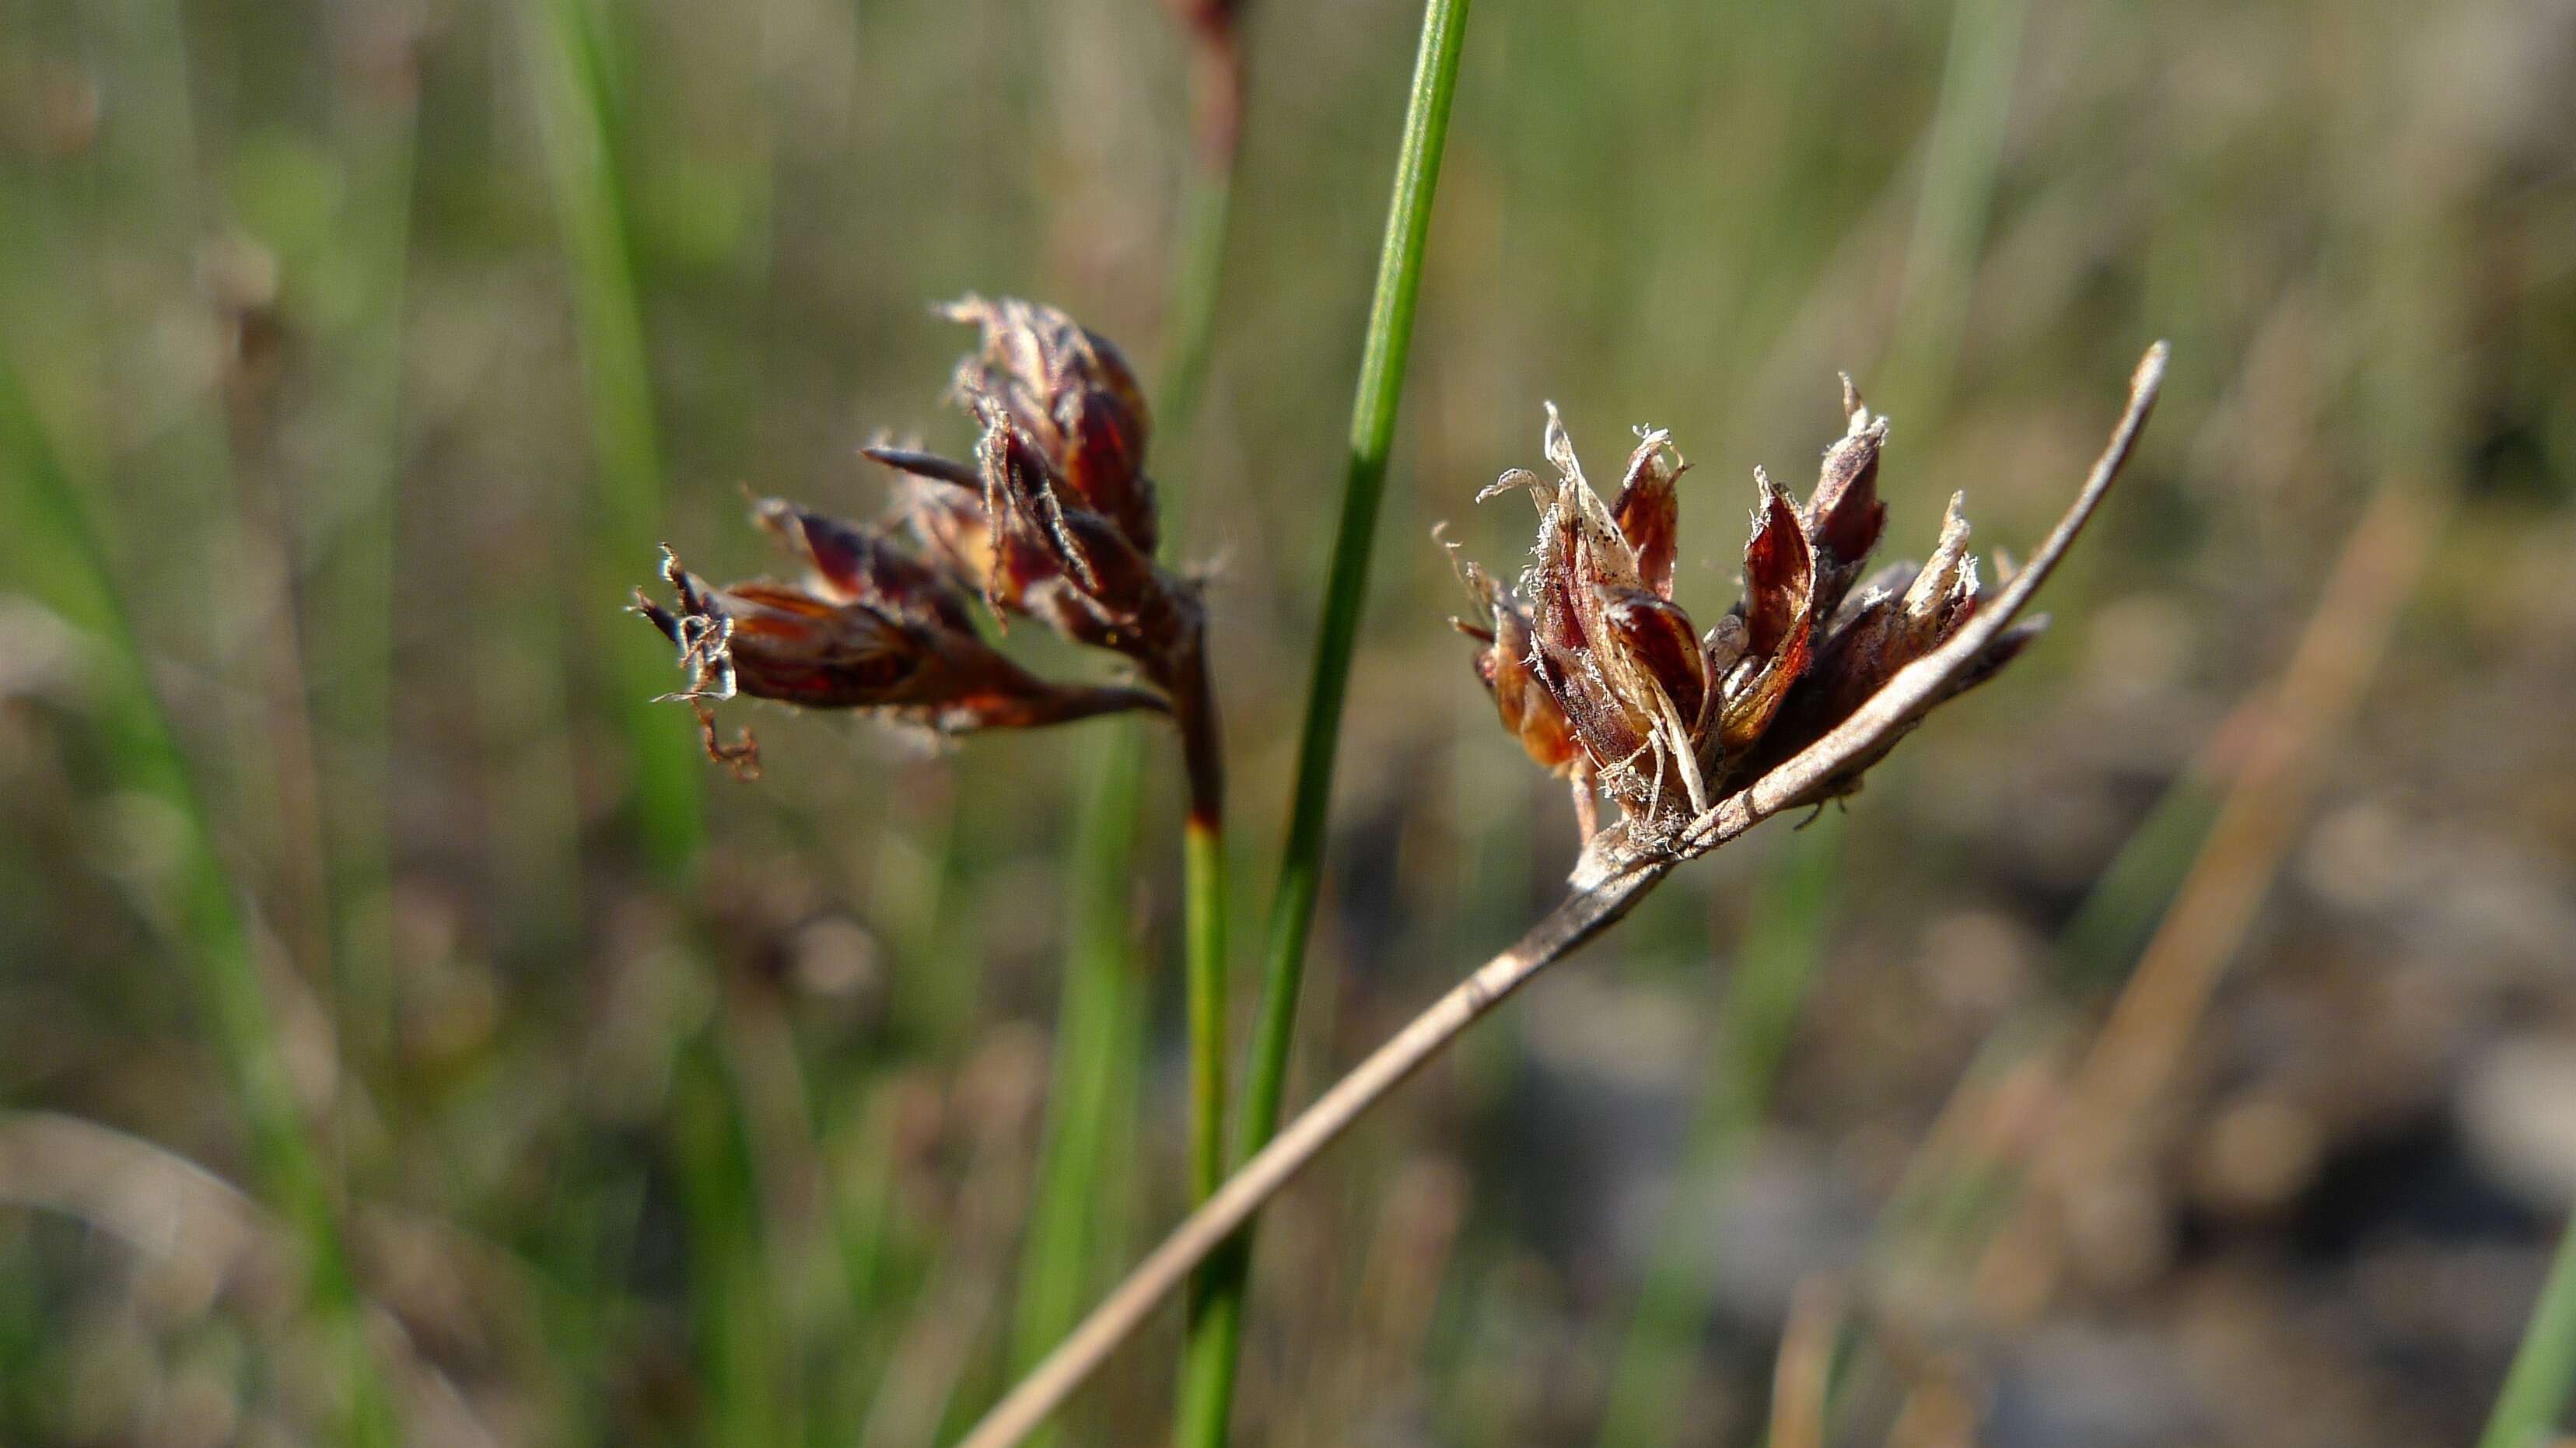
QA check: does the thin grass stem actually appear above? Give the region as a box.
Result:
[1157,163,1236,440]
[1174,2,1474,1440]
[1011,727,1150,1391]
[1015,101,1244,1439]
[524,7,802,1438]
[525,0,705,878]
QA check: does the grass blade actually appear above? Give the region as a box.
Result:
[523,5,803,1438]
[524,0,705,877]
[1011,728,1150,1415]
[2480,1215,2576,1448]
[1177,0,1475,1439]
[1014,81,1244,1435]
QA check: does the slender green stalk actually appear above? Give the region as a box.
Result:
[1174,649,1232,1212]
[2479,1215,2576,1448]
[1167,111,1247,1219]
[1,362,401,1446]
[526,0,705,878]
[1013,100,1243,1439]
[1157,165,1237,439]
[1012,731,1150,1401]
[1177,0,1473,1439]
[526,6,799,1439]
[1598,821,1841,1448]
[1166,65,1245,1223]
[1185,811,1230,1200]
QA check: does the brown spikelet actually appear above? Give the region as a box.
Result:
[1454,375,2041,839]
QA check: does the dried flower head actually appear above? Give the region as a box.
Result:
[635,298,1207,773]
[866,297,1205,687]
[634,537,1161,734]
[1458,380,2041,841]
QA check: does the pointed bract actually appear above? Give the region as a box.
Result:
[1806,378,1889,621]
[1611,428,1682,600]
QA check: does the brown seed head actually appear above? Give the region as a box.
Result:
[865,299,1199,682]
[644,298,1199,776]
[633,539,1164,764]
[1458,379,2042,838]
[941,295,1159,556]
[1451,560,1584,776]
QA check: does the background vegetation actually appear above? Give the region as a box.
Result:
[3,0,2574,1443]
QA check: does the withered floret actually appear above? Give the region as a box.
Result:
[1456,379,2042,842]
[634,297,1203,771]
[865,298,1202,682]
[633,544,1161,737]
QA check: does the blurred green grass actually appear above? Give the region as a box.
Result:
[4,0,2574,1443]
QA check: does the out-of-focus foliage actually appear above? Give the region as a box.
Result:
[2,0,2572,1443]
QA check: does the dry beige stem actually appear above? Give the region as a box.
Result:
[957,343,2166,1448]
[1769,1277,1846,1448]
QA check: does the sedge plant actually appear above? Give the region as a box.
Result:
[631,0,2170,1437]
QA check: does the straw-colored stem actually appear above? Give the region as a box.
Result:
[965,850,1674,1448]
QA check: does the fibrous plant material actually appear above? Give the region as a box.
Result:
[962,343,2165,1448]
[631,298,1213,783]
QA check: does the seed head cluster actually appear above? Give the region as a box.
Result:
[1456,379,2042,841]
[635,298,1204,776]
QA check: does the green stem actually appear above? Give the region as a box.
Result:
[1013,729,1150,1396]
[1176,0,1473,1439]
[1166,86,1246,1226]
[526,0,705,880]
[1174,644,1232,1208]
[2480,1214,2576,1448]
[525,8,803,1439]
[1012,114,1241,1439]
[1185,810,1230,1200]
[1158,162,1236,441]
